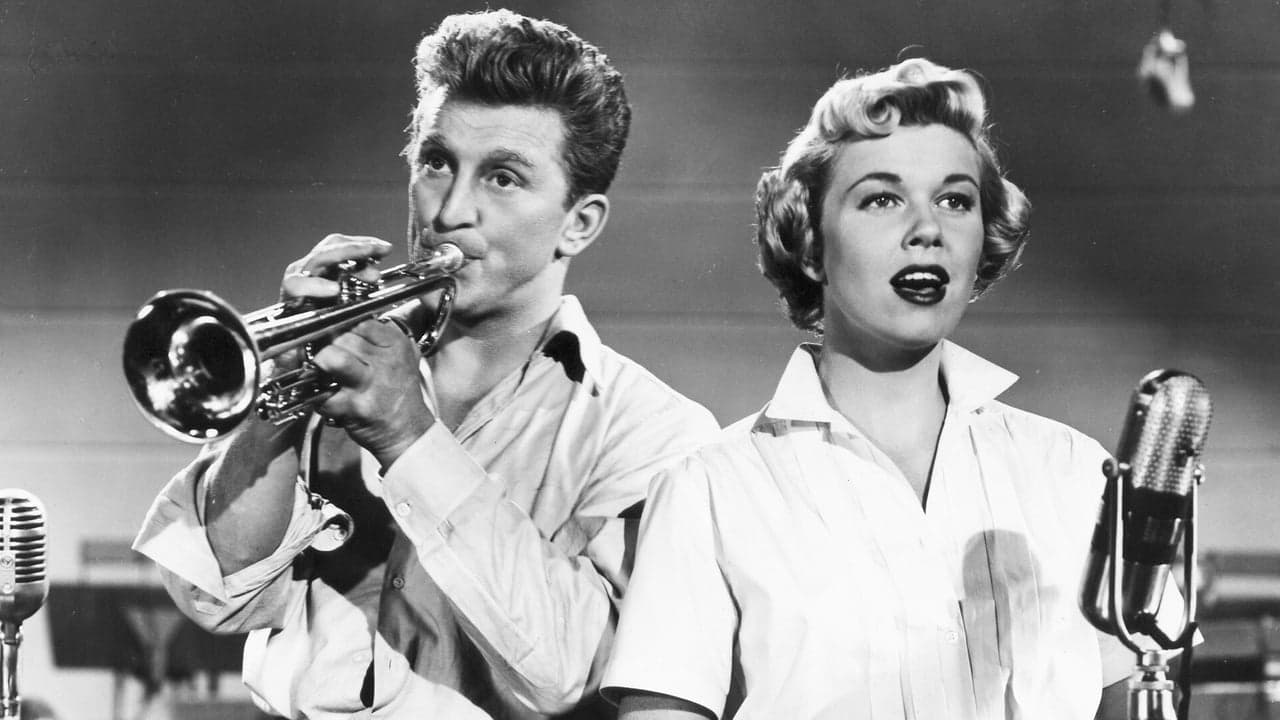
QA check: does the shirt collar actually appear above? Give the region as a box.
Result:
[937,340,1019,415]
[538,295,606,386]
[760,340,1018,427]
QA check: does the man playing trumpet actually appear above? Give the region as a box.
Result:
[133,10,717,718]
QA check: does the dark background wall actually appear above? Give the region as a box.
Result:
[2,1,1278,716]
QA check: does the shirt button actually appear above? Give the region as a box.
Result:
[352,651,369,664]
[944,629,960,644]
[395,501,412,517]
[391,576,405,590]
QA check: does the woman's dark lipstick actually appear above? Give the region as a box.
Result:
[890,264,950,305]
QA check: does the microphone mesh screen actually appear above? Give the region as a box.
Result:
[0,494,45,584]
[1133,374,1213,495]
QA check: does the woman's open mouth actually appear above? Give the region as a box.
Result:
[890,265,950,306]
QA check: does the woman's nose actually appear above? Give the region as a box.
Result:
[904,205,943,249]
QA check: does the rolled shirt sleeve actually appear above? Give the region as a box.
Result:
[132,446,327,633]
[601,455,737,718]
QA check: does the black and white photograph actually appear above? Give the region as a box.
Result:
[3,1,1279,718]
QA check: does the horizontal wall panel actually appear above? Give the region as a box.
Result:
[1,0,1271,68]
[978,196,1280,320]
[573,192,1280,321]
[4,62,1277,193]
[0,66,412,186]
[0,316,170,448]
[619,70,1280,194]
[1,186,409,311]
[0,0,441,66]
[7,187,1280,325]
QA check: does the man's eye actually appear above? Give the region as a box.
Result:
[419,152,449,172]
[490,171,520,189]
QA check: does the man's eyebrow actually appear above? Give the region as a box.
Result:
[416,134,449,153]
[414,137,538,170]
[486,148,536,169]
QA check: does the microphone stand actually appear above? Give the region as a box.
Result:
[1,621,22,720]
[1101,459,1202,720]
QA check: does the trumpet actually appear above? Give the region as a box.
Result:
[122,243,465,443]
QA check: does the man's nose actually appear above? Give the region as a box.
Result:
[433,179,478,231]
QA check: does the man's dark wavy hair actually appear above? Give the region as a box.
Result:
[405,10,632,203]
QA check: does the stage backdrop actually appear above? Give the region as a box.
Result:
[3,1,1279,718]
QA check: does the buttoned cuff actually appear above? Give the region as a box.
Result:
[380,421,492,546]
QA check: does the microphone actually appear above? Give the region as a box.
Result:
[0,490,48,720]
[1079,369,1211,638]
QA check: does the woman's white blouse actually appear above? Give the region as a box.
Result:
[603,342,1181,720]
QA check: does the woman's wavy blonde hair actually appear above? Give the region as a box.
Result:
[755,58,1030,333]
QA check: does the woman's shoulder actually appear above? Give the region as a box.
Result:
[650,409,779,490]
[974,400,1110,462]
[971,401,1113,513]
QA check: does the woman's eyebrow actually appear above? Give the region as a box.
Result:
[944,173,980,187]
[847,171,902,192]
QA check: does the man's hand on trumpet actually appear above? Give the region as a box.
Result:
[281,234,391,299]
[280,233,437,471]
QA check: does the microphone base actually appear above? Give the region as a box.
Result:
[1129,651,1177,720]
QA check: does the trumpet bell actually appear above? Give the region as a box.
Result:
[122,242,465,444]
[123,290,261,442]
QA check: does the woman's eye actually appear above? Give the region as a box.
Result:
[860,193,898,210]
[940,194,975,211]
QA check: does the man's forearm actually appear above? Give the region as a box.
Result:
[204,418,307,574]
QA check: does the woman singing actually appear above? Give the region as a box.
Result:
[601,58,1172,719]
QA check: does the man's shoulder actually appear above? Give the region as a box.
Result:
[593,342,713,415]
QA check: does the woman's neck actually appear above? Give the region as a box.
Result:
[818,343,945,427]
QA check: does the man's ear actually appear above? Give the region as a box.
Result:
[556,193,609,259]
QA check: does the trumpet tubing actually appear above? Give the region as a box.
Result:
[123,243,465,443]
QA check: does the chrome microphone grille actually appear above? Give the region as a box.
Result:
[0,492,46,586]
[1130,372,1213,495]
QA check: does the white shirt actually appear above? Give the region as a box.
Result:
[603,342,1176,720]
[133,296,720,719]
